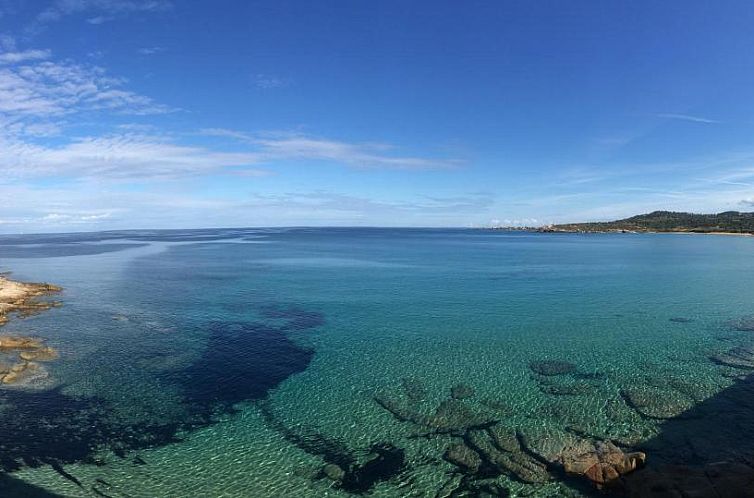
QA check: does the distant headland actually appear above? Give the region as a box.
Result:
[487,211,754,235]
[540,211,754,235]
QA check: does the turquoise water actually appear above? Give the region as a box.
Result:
[1,229,754,497]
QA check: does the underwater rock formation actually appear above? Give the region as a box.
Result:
[729,315,754,332]
[0,338,59,385]
[710,344,754,369]
[621,387,695,419]
[529,360,577,376]
[450,383,475,400]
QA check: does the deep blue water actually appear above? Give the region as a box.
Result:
[1,228,754,497]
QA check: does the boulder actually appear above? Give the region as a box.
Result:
[562,441,646,489]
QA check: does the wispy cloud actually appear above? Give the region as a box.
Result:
[138,46,165,55]
[0,49,51,64]
[0,133,265,181]
[254,73,290,89]
[654,113,720,124]
[33,0,172,30]
[202,128,463,170]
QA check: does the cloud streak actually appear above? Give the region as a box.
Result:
[202,129,462,170]
[654,113,720,124]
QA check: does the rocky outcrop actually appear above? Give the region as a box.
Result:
[0,275,62,386]
[0,276,61,326]
[561,441,645,489]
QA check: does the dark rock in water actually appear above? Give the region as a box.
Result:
[711,345,754,369]
[323,463,345,481]
[529,360,577,376]
[374,392,432,427]
[430,399,496,433]
[400,377,427,402]
[450,383,475,400]
[487,426,521,454]
[729,316,754,332]
[466,429,549,483]
[480,399,512,416]
[621,387,694,419]
[444,443,482,472]
[340,443,406,494]
[669,317,693,323]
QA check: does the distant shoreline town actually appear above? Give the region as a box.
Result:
[486,211,754,235]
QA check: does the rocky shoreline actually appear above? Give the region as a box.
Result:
[0,275,62,386]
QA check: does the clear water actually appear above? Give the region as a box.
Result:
[1,228,754,497]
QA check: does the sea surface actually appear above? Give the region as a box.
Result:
[1,228,754,497]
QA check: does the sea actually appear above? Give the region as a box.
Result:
[1,228,754,497]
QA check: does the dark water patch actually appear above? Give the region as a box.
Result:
[0,473,65,497]
[0,304,323,485]
[0,386,182,473]
[0,243,148,258]
[669,317,693,323]
[168,320,314,408]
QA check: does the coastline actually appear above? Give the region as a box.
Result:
[0,275,62,385]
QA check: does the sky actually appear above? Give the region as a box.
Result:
[1,0,754,232]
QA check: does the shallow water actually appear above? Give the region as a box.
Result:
[1,228,754,497]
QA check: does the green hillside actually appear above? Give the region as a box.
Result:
[549,211,754,234]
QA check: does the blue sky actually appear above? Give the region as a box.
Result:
[1,0,754,231]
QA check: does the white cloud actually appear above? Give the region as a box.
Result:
[654,113,720,124]
[0,49,51,64]
[0,133,265,181]
[202,128,462,170]
[0,55,172,120]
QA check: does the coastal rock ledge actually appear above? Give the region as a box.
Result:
[0,275,62,385]
[0,275,62,326]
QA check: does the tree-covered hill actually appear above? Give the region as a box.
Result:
[547,211,754,234]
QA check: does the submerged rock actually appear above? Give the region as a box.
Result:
[621,387,695,419]
[529,360,577,376]
[19,347,59,362]
[444,443,482,472]
[323,463,345,481]
[711,344,754,369]
[400,377,427,402]
[729,316,754,332]
[0,336,43,350]
[450,383,475,400]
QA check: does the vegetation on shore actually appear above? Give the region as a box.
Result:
[544,211,754,234]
